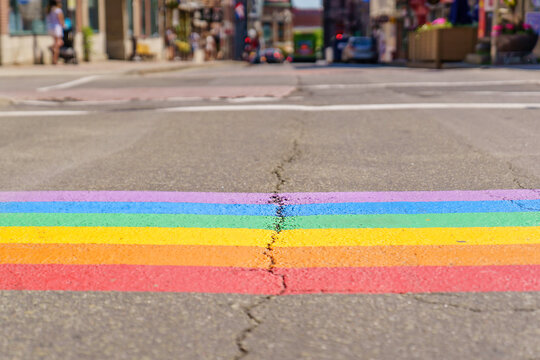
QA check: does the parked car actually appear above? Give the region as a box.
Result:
[260,48,285,64]
[341,37,377,63]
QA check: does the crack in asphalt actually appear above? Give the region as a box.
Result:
[233,136,301,360]
[509,199,540,212]
[506,161,531,190]
[502,162,540,210]
[411,295,538,313]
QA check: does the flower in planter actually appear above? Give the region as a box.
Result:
[521,23,536,34]
[416,19,452,32]
[501,21,517,34]
[492,24,503,36]
[432,18,447,25]
[498,21,537,35]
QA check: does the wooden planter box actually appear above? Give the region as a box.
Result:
[408,27,478,68]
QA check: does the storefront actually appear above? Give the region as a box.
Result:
[164,0,234,60]
[0,0,163,65]
[124,0,164,59]
[1,0,75,64]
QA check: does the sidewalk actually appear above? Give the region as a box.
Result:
[0,59,243,77]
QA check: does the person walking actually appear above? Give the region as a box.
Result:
[47,0,65,65]
[166,27,177,61]
[373,25,386,63]
[189,31,200,60]
[205,33,216,61]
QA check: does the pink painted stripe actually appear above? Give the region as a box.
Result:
[0,264,539,294]
[0,190,538,204]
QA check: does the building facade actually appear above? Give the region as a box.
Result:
[261,0,292,51]
[0,0,166,65]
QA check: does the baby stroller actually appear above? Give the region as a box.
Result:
[59,18,78,64]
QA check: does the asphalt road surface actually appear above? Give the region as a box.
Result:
[0,63,539,360]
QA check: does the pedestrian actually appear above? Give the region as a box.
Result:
[189,31,200,59]
[166,27,177,61]
[373,25,386,63]
[205,33,216,61]
[46,0,64,65]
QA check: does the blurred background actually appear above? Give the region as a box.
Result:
[0,0,538,67]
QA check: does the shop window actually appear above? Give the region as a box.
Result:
[141,0,146,36]
[150,0,159,36]
[127,0,134,36]
[88,0,99,32]
[132,0,159,37]
[278,22,284,42]
[263,23,271,42]
[9,0,48,35]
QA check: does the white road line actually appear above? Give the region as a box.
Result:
[13,99,134,106]
[0,110,90,117]
[462,91,540,96]
[306,80,540,90]
[37,75,102,92]
[227,97,280,103]
[160,103,540,113]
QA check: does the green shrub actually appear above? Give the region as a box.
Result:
[82,26,94,62]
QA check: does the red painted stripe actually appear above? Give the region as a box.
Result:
[0,264,539,294]
[0,264,283,294]
[277,265,540,294]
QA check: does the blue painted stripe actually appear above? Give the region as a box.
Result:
[0,200,538,216]
[283,200,540,216]
[0,202,278,216]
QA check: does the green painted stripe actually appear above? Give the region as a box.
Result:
[283,212,540,229]
[0,212,537,229]
[0,213,275,229]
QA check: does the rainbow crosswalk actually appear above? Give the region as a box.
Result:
[0,190,539,294]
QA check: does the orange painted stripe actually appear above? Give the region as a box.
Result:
[274,244,540,267]
[0,243,269,268]
[2,243,540,268]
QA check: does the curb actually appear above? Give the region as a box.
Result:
[0,97,12,107]
[125,61,247,75]
[0,61,248,78]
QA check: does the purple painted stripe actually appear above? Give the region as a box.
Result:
[0,190,538,204]
[0,191,273,204]
[281,190,540,204]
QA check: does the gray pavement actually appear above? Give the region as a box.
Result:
[0,63,539,359]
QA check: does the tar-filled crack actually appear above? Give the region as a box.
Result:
[232,197,288,360]
[233,140,300,360]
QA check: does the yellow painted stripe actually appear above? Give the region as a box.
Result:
[0,226,539,247]
[275,227,540,247]
[0,227,273,246]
